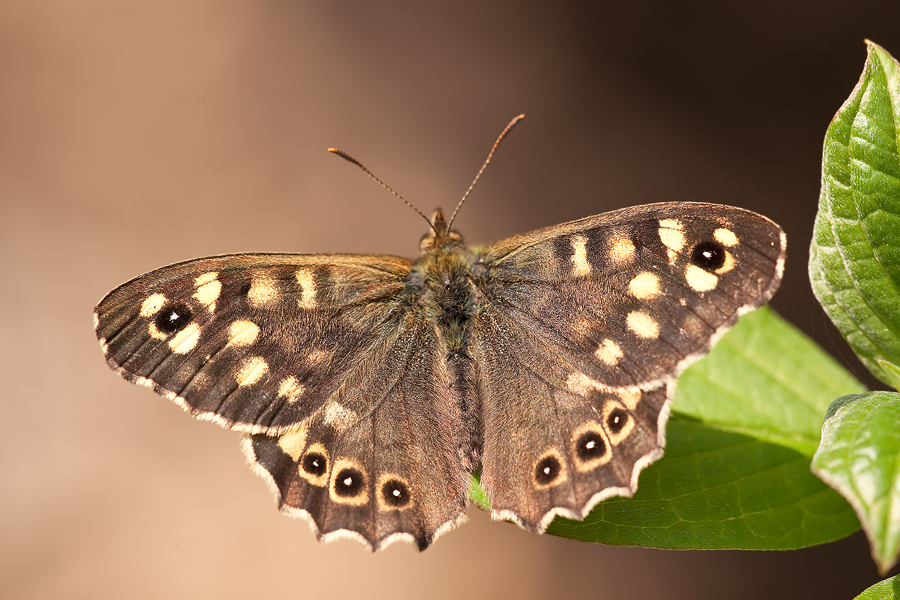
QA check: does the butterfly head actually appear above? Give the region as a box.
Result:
[419,208,464,255]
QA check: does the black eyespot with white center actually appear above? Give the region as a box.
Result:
[334,467,366,498]
[301,451,328,478]
[576,431,607,462]
[380,478,411,508]
[154,303,192,334]
[691,240,727,271]
[534,454,562,486]
[606,407,630,435]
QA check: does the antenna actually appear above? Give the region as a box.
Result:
[329,114,526,236]
[327,148,436,234]
[447,114,525,231]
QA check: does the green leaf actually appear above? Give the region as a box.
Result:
[809,41,900,389]
[855,575,900,600]
[878,359,900,391]
[541,307,864,549]
[812,391,900,574]
[468,471,490,511]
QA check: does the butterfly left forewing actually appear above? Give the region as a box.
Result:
[95,253,412,433]
[471,202,785,530]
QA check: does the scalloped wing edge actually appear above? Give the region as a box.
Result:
[94,311,295,436]
[239,435,468,551]
[490,379,674,532]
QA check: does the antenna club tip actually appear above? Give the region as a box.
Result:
[328,148,363,167]
[507,114,526,127]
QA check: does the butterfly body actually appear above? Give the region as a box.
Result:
[95,201,785,550]
[406,210,483,469]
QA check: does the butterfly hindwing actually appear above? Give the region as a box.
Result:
[471,203,784,528]
[95,253,412,433]
[471,295,675,529]
[244,313,469,550]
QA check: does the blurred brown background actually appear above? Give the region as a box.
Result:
[3,2,899,598]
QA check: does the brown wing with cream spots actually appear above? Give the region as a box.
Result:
[471,202,784,531]
[94,253,413,434]
[472,300,674,531]
[473,202,785,391]
[244,313,468,550]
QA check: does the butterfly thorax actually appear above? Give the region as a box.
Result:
[411,209,476,356]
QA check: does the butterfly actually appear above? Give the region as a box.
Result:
[94,116,786,550]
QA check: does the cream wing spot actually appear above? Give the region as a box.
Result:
[566,370,604,396]
[777,231,787,279]
[168,322,201,354]
[595,338,623,366]
[323,402,358,431]
[235,356,269,387]
[685,263,719,292]
[227,320,260,347]
[140,293,167,317]
[618,389,642,411]
[278,376,305,403]
[608,234,636,266]
[714,227,739,247]
[193,272,221,311]
[277,425,308,461]
[570,235,591,277]
[628,272,661,300]
[248,277,278,307]
[195,272,218,285]
[626,310,660,339]
[295,269,316,309]
[306,349,329,366]
[658,219,685,252]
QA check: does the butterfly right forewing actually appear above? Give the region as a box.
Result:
[475,203,785,389]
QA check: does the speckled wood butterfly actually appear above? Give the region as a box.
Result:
[94,117,785,550]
